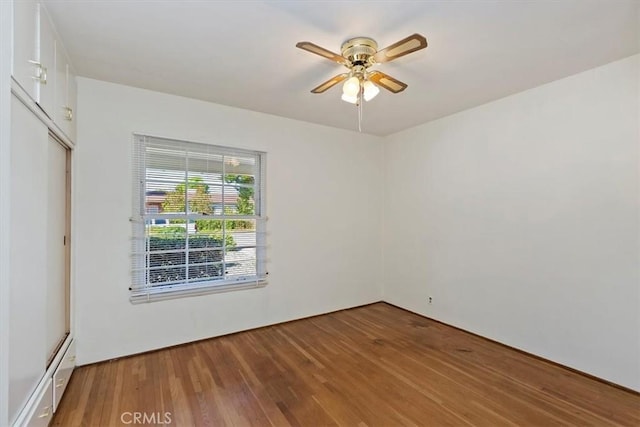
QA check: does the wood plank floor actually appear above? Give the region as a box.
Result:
[53,303,640,426]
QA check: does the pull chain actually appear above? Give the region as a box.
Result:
[358,84,363,133]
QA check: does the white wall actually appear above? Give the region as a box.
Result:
[383,55,640,391]
[75,78,384,365]
[0,1,13,425]
[76,55,639,391]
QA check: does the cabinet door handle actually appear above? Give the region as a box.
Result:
[63,106,73,121]
[37,406,51,418]
[28,60,47,84]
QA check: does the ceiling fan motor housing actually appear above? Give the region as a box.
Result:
[341,37,378,67]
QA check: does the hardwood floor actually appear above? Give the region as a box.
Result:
[53,303,639,426]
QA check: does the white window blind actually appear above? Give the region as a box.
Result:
[131,134,267,303]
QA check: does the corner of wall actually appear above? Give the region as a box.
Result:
[376,56,640,391]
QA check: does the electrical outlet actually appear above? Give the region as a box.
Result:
[428,296,433,304]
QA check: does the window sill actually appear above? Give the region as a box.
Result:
[130,279,268,304]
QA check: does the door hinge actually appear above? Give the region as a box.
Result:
[63,235,66,245]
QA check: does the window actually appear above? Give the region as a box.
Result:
[131,135,266,303]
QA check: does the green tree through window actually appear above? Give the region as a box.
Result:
[162,176,212,214]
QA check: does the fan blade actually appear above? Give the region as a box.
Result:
[368,71,408,93]
[311,74,349,93]
[296,41,351,66]
[373,33,427,64]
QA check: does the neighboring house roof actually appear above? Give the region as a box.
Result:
[145,191,239,207]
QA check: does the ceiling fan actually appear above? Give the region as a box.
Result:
[296,33,428,104]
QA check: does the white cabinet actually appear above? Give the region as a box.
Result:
[12,0,38,100]
[54,40,76,141]
[35,3,55,117]
[8,2,76,423]
[12,1,77,143]
[11,0,38,100]
[66,66,77,142]
[12,1,55,118]
[52,341,75,411]
[22,378,53,427]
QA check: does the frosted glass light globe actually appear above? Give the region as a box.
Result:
[341,93,358,104]
[342,76,361,96]
[362,80,380,102]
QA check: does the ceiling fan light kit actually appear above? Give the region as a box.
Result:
[362,80,380,102]
[296,34,427,131]
[342,76,361,98]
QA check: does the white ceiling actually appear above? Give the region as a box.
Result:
[42,0,639,136]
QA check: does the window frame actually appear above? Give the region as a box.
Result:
[130,134,267,303]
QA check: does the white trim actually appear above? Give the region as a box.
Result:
[130,279,268,304]
[132,131,266,157]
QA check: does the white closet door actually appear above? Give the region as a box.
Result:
[45,136,68,362]
[9,95,48,424]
